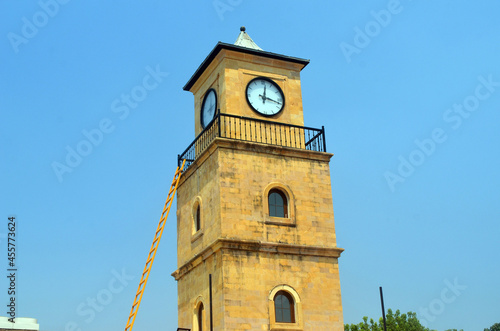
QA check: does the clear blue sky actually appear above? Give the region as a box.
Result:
[1,1,499,330]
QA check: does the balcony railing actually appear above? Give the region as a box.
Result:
[178,113,327,171]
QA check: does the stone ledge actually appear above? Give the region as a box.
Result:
[178,137,333,187]
[172,238,344,281]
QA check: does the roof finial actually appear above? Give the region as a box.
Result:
[234,26,262,50]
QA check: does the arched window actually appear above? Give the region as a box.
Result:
[197,302,204,331]
[274,291,295,323]
[269,189,288,218]
[195,204,201,232]
[192,198,202,236]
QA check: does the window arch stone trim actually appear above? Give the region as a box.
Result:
[263,182,296,227]
[268,285,303,330]
[192,296,206,331]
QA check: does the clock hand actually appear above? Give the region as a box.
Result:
[265,97,281,104]
[263,85,267,103]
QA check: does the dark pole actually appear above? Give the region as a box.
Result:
[217,111,221,138]
[322,126,327,152]
[209,274,213,331]
[379,287,387,331]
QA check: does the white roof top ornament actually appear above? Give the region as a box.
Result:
[234,26,263,50]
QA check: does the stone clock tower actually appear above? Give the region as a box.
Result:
[172,27,344,330]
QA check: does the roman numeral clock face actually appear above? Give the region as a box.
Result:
[246,77,285,116]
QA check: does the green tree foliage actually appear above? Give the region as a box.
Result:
[344,309,436,331]
[484,323,500,331]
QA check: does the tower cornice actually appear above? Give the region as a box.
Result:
[178,137,333,188]
[183,42,310,92]
[172,238,344,281]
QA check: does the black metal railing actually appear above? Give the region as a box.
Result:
[178,113,327,170]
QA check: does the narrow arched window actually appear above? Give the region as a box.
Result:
[274,291,295,323]
[269,189,288,218]
[195,204,201,232]
[197,302,204,331]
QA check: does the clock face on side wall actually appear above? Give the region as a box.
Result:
[200,89,217,129]
[246,77,285,116]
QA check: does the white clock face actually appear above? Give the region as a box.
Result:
[246,78,285,116]
[201,89,217,128]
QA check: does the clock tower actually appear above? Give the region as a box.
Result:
[173,27,344,330]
